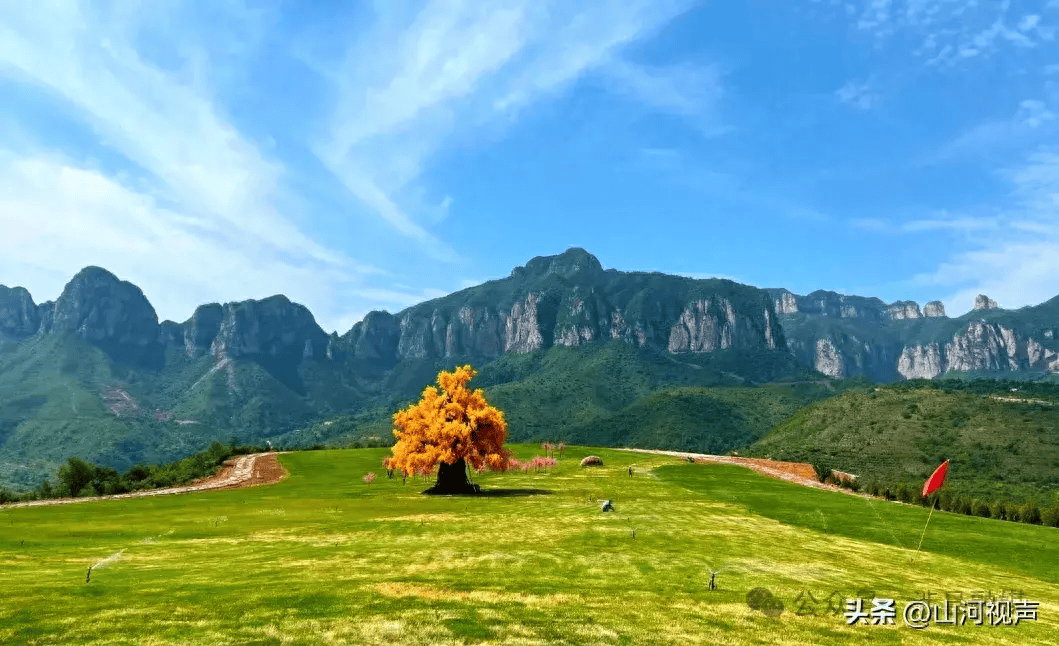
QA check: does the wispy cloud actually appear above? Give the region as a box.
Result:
[599,57,727,130]
[839,0,1052,66]
[919,98,1057,164]
[308,0,698,260]
[0,1,701,333]
[0,2,395,332]
[836,79,880,110]
[909,149,1059,313]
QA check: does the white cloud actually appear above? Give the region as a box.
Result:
[910,150,1059,314]
[0,152,377,333]
[600,58,726,123]
[836,79,880,110]
[1018,14,1041,31]
[0,3,406,334]
[308,0,698,257]
[920,98,1057,164]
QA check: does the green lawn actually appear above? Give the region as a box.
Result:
[1,445,1056,645]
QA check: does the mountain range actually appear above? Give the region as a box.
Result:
[2,248,1057,490]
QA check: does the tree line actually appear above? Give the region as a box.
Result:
[0,441,267,504]
[812,462,1059,528]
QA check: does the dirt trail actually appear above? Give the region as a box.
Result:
[0,452,288,509]
[616,448,860,494]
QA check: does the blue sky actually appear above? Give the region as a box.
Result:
[1,0,1057,334]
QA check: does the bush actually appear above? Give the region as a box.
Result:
[0,488,15,504]
[1040,504,1059,528]
[1020,501,1042,525]
[971,500,991,518]
[813,462,832,483]
[938,490,955,512]
[989,501,1006,520]
[896,483,912,503]
[868,481,880,497]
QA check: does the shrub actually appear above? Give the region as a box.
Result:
[1020,501,1042,525]
[956,496,973,516]
[0,488,15,504]
[896,483,912,503]
[989,501,1006,520]
[580,456,604,467]
[938,490,955,512]
[867,481,879,497]
[1040,504,1059,528]
[812,462,832,483]
[971,500,990,518]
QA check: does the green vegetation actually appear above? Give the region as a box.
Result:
[1,446,1056,644]
[0,442,265,504]
[749,380,1059,506]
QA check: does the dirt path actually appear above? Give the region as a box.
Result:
[0,452,288,510]
[616,448,859,494]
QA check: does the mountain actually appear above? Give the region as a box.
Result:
[1,248,1057,491]
[748,379,1059,504]
[766,288,1059,382]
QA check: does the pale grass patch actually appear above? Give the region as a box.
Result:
[373,581,585,608]
[378,513,459,523]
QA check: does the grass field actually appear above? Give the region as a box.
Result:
[1,445,1057,645]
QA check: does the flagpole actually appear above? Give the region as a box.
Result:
[910,497,936,566]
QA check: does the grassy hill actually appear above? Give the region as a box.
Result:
[749,379,1059,505]
[273,340,834,453]
[2,446,1057,644]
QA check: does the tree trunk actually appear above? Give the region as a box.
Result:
[423,457,480,495]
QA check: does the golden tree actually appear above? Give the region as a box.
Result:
[388,365,511,494]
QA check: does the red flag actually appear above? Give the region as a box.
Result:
[922,460,950,497]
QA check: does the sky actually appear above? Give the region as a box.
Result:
[1,0,1057,335]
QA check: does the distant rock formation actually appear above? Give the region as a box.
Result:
[974,294,999,310]
[0,286,40,342]
[923,301,946,317]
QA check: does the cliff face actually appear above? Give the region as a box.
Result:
[898,321,1059,379]
[342,249,786,365]
[0,286,40,342]
[771,287,1059,380]
[2,254,1056,390]
[208,296,329,363]
[38,267,164,368]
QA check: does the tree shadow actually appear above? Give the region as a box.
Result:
[423,488,554,497]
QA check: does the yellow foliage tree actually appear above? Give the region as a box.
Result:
[387,365,511,494]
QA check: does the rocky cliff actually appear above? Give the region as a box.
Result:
[771,287,1059,380]
[897,320,1059,379]
[2,253,1056,390]
[338,249,786,366]
[0,285,40,343]
[36,267,165,368]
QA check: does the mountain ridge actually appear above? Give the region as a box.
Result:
[1,248,1057,490]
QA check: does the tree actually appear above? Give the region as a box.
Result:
[388,365,511,495]
[58,457,96,497]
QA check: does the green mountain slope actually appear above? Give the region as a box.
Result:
[748,380,1059,504]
